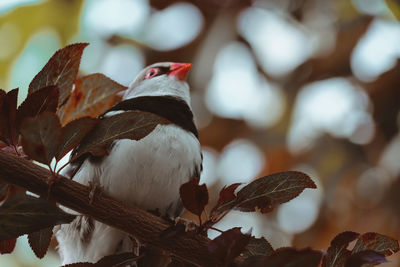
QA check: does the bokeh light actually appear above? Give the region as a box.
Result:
[238,6,312,77]
[288,78,374,153]
[217,139,265,185]
[82,0,149,38]
[205,42,284,127]
[277,165,322,234]
[10,28,60,103]
[352,19,400,82]
[144,3,203,51]
[0,0,43,14]
[1,0,400,266]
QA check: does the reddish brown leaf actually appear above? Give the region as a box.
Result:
[28,43,89,106]
[58,73,126,125]
[208,227,251,264]
[60,252,141,267]
[16,85,59,130]
[0,90,5,102]
[0,181,8,202]
[244,236,274,257]
[3,185,26,202]
[269,247,322,266]
[241,247,323,267]
[95,252,141,267]
[137,247,171,267]
[345,250,387,267]
[20,111,61,165]
[219,183,241,204]
[0,238,16,254]
[28,227,53,259]
[179,177,208,217]
[210,183,242,220]
[0,88,19,146]
[61,263,93,267]
[0,194,75,241]
[322,231,360,267]
[71,111,169,159]
[56,117,99,161]
[352,232,399,257]
[0,90,6,122]
[218,171,316,214]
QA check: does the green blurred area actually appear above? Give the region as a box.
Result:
[0,0,83,91]
[1,0,400,266]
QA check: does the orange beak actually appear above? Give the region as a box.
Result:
[168,63,192,81]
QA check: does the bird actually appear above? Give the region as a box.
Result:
[55,62,202,265]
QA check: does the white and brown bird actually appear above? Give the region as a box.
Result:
[55,62,202,264]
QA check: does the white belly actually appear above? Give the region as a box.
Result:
[72,124,202,214]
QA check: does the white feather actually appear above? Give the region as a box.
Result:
[124,74,192,108]
[55,65,201,264]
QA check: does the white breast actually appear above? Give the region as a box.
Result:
[71,124,202,214]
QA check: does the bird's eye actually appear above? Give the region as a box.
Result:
[145,68,161,79]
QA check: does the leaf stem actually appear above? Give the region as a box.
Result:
[208,227,223,233]
[12,145,20,156]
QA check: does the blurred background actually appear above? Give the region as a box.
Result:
[1,0,400,266]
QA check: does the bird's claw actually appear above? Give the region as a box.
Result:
[88,181,103,204]
[174,217,198,232]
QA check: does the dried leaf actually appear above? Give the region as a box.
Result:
[60,252,141,267]
[0,90,5,102]
[208,227,251,264]
[136,248,170,267]
[61,263,93,267]
[0,238,17,254]
[0,90,6,135]
[322,231,360,267]
[28,227,53,259]
[211,183,242,219]
[72,111,169,159]
[219,183,241,204]
[56,117,99,160]
[345,250,387,267]
[28,43,88,106]
[95,252,141,267]
[218,171,316,214]
[269,247,323,267]
[20,111,61,165]
[179,177,208,217]
[2,185,26,202]
[58,73,126,125]
[0,182,8,202]
[244,236,274,257]
[0,194,75,241]
[352,232,399,257]
[0,88,19,146]
[16,85,59,129]
[241,247,323,267]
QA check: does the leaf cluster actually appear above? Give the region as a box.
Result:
[0,43,168,262]
[178,173,399,266]
[0,43,398,267]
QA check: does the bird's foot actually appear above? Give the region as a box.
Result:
[174,217,198,232]
[46,173,59,199]
[160,217,198,239]
[87,181,103,204]
[70,215,94,243]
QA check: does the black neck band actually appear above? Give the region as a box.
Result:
[102,96,198,138]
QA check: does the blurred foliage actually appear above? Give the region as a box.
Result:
[0,0,83,89]
[386,0,400,19]
[1,0,400,266]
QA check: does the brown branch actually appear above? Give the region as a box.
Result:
[0,150,220,267]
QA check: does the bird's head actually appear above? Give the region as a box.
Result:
[123,62,192,104]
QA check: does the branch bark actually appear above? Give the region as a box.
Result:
[0,150,220,266]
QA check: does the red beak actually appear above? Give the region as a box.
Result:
[168,63,192,81]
